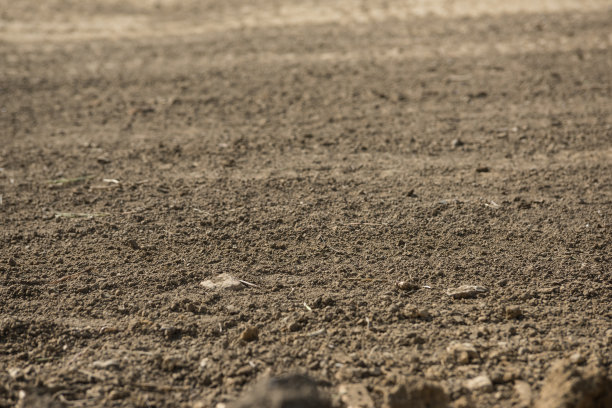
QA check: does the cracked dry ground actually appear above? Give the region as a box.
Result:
[1,1,611,407]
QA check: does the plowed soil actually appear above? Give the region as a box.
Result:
[1,1,611,407]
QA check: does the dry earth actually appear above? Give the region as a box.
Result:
[1,1,611,407]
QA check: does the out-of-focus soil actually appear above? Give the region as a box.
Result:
[1,1,611,407]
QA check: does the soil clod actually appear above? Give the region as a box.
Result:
[384,378,448,408]
[534,359,612,408]
[232,374,330,408]
[396,281,419,291]
[240,326,259,342]
[447,285,488,299]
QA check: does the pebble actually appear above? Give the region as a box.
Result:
[569,352,585,365]
[447,285,488,299]
[451,138,464,148]
[446,342,479,364]
[8,367,23,380]
[200,273,243,291]
[240,326,259,342]
[505,305,523,319]
[514,380,532,407]
[396,281,419,291]
[403,305,431,320]
[465,375,493,392]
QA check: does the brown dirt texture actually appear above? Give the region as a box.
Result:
[1,0,611,407]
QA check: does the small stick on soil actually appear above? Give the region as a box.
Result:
[303,302,312,312]
[239,279,259,288]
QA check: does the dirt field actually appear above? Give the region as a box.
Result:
[1,1,611,407]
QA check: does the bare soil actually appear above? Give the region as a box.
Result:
[1,1,611,407]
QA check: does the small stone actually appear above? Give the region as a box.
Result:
[108,390,129,400]
[160,325,181,339]
[240,326,259,342]
[447,285,488,299]
[199,358,209,368]
[476,166,490,173]
[92,359,120,370]
[514,380,532,407]
[505,305,523,319]
[338,383,374,408]
[502,371,517,383]
[289,321,304,332]
[447,342,479,364]
[8,367,23,380]
[161,356,186,372]
[465,375,493,393]
[403,305,431,320]
[396,281,419,291]
[569,352,585,365]
[451,138,464,148]
[200,273,243,291]
[384,378,448,408]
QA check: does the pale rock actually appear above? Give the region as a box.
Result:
[200,273,243,291]
[465,375,493,393]
[569,352,585,365]
[447,342,479,364]
[514,380,532,407]
[447,285,488,299]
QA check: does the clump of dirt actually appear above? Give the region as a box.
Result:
[535,359,612,408]
[232,374,331,408]
[384,378,448,408]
